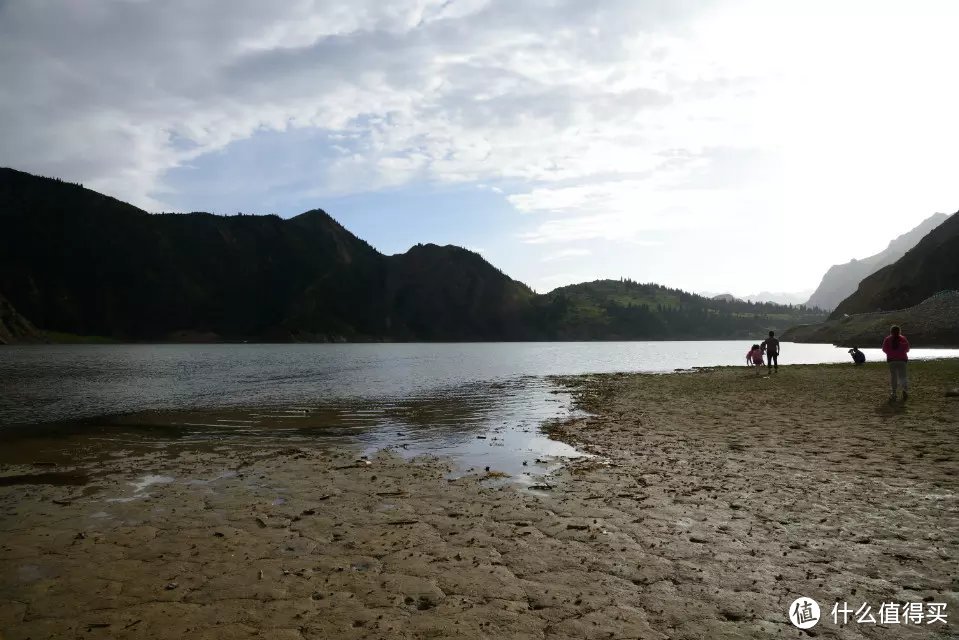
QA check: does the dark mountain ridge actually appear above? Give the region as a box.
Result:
[830,211,959,318]
[783,212,959,346]
[0,167,825,342]
[783,291,959,347]
[805,212,949,310]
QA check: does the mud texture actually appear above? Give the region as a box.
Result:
[2,361,957,639]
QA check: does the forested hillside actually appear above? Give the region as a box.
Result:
[0,168,827,342]
[531,280,826,340]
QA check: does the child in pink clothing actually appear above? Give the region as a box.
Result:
[746,344,764,374]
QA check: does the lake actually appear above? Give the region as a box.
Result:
[2,342,957,476]
[3,341,959,426]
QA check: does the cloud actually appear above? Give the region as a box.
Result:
[0,0,718,208]
[541,248,592,262]
[0,0,956,282]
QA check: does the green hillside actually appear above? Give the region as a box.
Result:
[530,279,827,340]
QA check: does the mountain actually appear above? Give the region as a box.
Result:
[0,168,531,342]
[741,290,814,306]
[783,212,959,346]
[528,279,826,341]
[699,290,814,306]
[805,213,949,310]
[710,293,742,303]
[783,291,959,347]
[0,167,827,342]
[830,211,959,318]
[381,244,533,340]
[0,173,382,340]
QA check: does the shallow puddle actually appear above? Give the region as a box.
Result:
[0,377,587,483]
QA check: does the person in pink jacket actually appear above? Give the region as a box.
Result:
[746,344,764,374]
[881,325,910,402]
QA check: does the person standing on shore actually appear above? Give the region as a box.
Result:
[882,325,910,402]
[762,331,780,373]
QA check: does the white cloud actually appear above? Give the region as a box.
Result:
[542,248,592,262]
[0,0,957,292]
[0,0,714,207]
[513,175,759,244]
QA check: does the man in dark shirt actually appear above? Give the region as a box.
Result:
[762,331,780,372]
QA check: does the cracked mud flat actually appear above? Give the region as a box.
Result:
[1,361,957,639]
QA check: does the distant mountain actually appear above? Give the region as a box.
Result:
[742,290,814,306]
[710,293,742,303]
[783,212,959,346]
[528,279,827,341]
[699,290,814,306]
[805,213,949,310]
[831,211,959,318]
[0,167,827,342]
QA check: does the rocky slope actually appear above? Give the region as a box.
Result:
[783,291,959,347]
[805,212,948,310]
[831,211,959,318]
[0,292,43,344]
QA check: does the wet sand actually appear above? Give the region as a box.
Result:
[1,361,957,639]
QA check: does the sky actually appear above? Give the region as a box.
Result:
[1,0,957,296]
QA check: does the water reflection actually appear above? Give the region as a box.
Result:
[5,341,955,483]
[5,341,957,426]
[0,378,585,480]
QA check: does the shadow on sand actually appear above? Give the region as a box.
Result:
[875,399,908,417]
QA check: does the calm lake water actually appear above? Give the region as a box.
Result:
[2,342,957,477]
[3,341,959,426]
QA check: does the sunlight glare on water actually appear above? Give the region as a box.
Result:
[4,341,955,426]
[2,341,957,477]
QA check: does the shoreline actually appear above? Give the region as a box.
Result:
[5,348,959,431]
[8,337,959,347]
[2,361,957,638]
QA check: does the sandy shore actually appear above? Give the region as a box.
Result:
[1,361,957,639]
